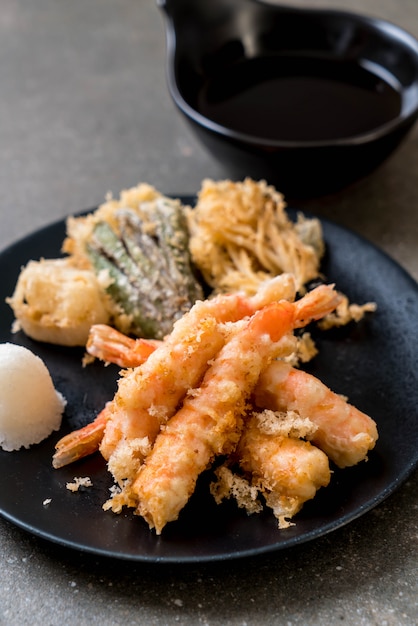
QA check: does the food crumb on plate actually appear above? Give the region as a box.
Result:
[66,477,93,492]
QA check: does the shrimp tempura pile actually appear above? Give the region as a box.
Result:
[53,276,378,534]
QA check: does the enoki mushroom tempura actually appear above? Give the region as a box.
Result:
[53,277,378,533]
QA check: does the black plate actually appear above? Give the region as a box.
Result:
[1,199,418,563]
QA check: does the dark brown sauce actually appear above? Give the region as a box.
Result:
[196,56,402,141]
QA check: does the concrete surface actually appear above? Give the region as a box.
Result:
[0,1,417,625]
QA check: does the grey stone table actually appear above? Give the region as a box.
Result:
[0,1,417,624]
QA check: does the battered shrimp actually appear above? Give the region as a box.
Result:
[235,411,331,528]
[253,360,378,468]
[100,274,300,477]
[130,286,340,534]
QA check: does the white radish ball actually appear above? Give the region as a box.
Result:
[0,343,66,451]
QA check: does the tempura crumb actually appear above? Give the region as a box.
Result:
[210,465,263,515]
[109,484,122,497]
[106,437,151,485]
[103,479,139,514]
[253,409,318,439]
[82,352,96,367]
[319,294,377,330]
[263,492,298,529]
[284,332,318,366]
[66,476,93,492]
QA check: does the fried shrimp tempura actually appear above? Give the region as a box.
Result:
[253,360,378,468]
[236,411,331,528]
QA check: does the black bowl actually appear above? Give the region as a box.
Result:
[158,0,418,197]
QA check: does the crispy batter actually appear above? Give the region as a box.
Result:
[210,465,263,515]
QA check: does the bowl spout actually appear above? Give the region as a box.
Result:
[157,0,418,197]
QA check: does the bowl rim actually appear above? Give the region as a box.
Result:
[161,4,418,149]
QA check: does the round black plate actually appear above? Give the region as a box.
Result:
[0,199,418,563]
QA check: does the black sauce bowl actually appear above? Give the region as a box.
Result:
[157,0,418,197]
